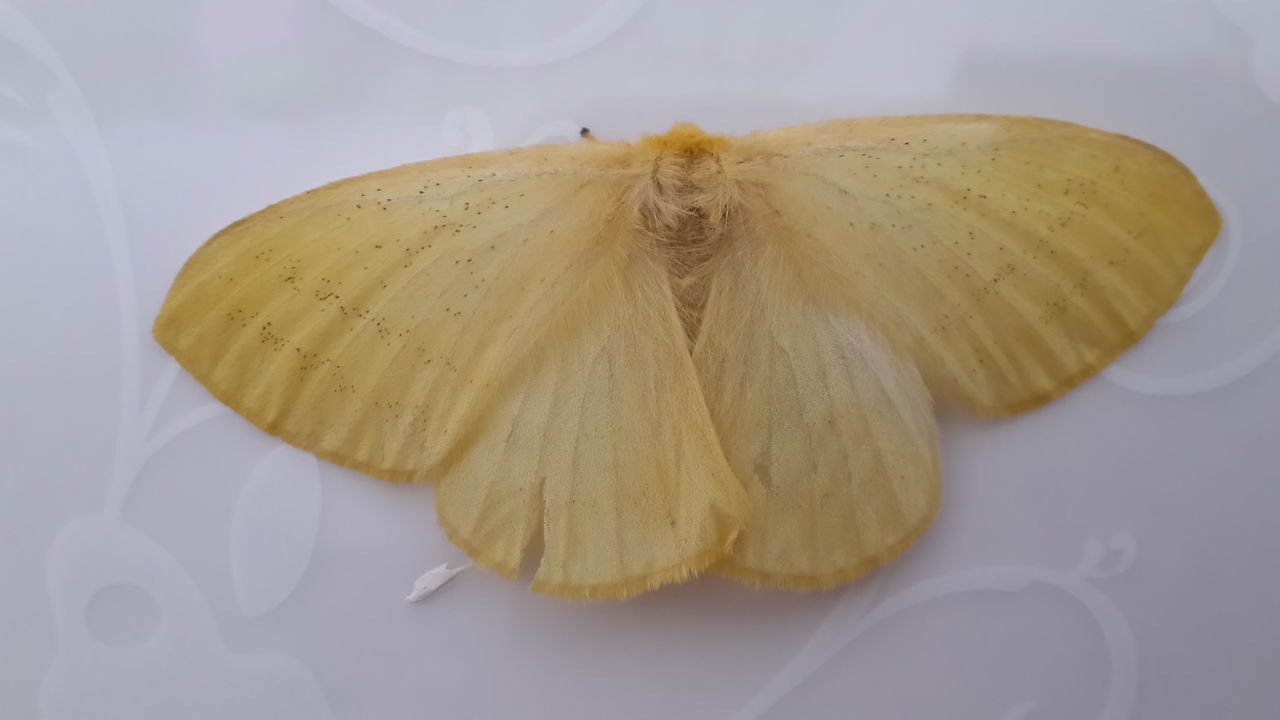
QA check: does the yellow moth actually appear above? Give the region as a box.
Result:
[154,115,1219,600]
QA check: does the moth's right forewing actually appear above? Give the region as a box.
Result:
[734,115,1220,415]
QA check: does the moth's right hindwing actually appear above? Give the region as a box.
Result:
[694,214,941,589]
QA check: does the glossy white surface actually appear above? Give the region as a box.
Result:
[2,1,1278,718]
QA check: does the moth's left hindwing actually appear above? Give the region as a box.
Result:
[154,143,746,599]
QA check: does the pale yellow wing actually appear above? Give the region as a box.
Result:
[730,114,1221,415]
[695,215,940,588]
[154,143,746,598]
[437,242,745,598]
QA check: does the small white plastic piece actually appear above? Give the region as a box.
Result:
[405,563,470,602]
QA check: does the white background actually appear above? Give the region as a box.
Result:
[2,1,1278,718]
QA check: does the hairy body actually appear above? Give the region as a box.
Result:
[154,116,1218,598]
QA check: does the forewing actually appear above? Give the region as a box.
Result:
[155,143,747,598]
[733,114,1220,415]
[155,143,625,481]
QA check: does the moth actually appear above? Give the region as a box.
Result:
[154,115,1219,599]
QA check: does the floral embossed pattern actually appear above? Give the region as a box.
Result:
[2,1,1277,718]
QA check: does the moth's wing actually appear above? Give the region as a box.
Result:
[155,143,614,481]
[732,114,1221,415]
[154,143,746,598]
[437,241,746,598]
[694,217,940,587]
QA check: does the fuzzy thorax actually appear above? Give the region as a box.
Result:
[637,123,729,156]
[630,124,737,341]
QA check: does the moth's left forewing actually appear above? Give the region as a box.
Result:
[154,142,633,482]
[155,139,747,599]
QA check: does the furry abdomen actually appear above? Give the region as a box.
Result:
[630,124,738,341]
